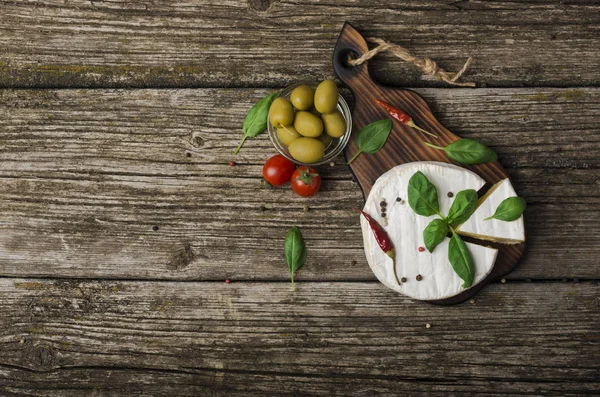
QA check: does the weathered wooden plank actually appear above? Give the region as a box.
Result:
[0,88,598,280]
[0,176,598,280]
[0,88,597,172]
[0,280,598,396]
[0,1,599,88]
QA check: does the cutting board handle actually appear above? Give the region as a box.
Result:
[333,22,379,92]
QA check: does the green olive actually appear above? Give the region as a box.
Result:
[314,80,339,114]
[288,138,325,164]
[290,85,314,111]
[321,110,346,138]
[269,97,294,127]
[294,111,323,138]
[277,125,301,146]
[318,133,333,149]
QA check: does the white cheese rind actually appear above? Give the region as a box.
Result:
[457,178,525,244]
[361,161,498,301]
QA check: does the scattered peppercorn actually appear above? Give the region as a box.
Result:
[401,277,407,283]
[396,197,402,202]
[381,212,387,218]
[426,323,431,329]
[418,246,425,252]
[447,192,454,197]
[501,278,506,284]
[380,200,387,207]
[229,161,236,167]
[469,299,475,304]
[416,274,423,281]
[329,162,335,167]
[152,225,159,231]
[185,152,191,157]
[225,278,231,284]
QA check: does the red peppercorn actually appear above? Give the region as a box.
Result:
[418,246,425,252]
[225,278,231,284]
[229,161,236,167]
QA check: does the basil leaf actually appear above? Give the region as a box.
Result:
[424,138,497,165]
[446,189,478,226]
[284,226,307,291]
[407,171,441,217]
[423,218,448,253]
[234,92,278,154]
[485,196,526,221]
[448,231,475,288]
[347,119,393,164]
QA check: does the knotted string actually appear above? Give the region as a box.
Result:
[348,37,475,87]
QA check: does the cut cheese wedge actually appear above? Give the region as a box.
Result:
[456,178,525,244]
[361,161,499,301]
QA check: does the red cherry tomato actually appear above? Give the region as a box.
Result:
[262,154,296,186]
[291,166,321,197]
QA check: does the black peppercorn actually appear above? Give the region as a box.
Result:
[447,192,454,198]
[396,197,402,202]
[401,277,407,283]
[416,274,423,281]
[380,200,387,207]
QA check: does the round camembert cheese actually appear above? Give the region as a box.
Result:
[361,161,499,301]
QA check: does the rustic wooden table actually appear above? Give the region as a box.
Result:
[1,1,599,396]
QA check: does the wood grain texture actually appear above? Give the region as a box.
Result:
[0,88,598,281]
[0,0,599,88]
[0,279,598,396]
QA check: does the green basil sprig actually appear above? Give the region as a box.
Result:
[284,226,307,291]
[448,230,475,288]
[423,138,497,165]
[485,196,526,221]
[407,171,442,217]
[234,92,278,154]
[446,189,478,226]
[407,171,478,286]
[347,119,393,164]
[423,218,448,253]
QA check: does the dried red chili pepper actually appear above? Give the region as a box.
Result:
[375,99,438,138]
[354,208,401,285]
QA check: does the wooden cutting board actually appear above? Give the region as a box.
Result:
[333,22,526,305]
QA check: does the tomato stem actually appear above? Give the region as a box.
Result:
[233,135,247,155]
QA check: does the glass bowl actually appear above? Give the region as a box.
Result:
[267,82,352,166]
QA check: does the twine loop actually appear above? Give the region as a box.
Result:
[348,37,475,87]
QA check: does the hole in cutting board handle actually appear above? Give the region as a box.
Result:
[334,47,369,87]
[337,48,360,70]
